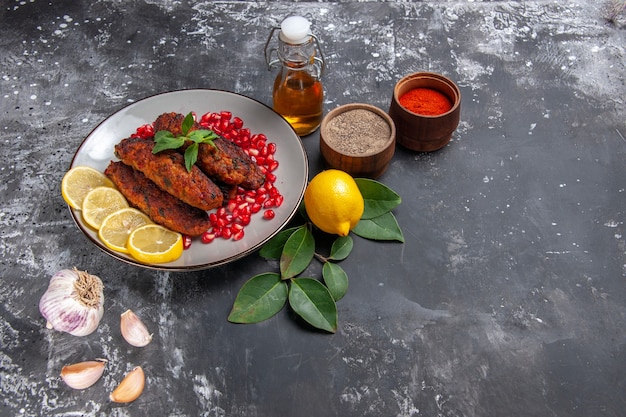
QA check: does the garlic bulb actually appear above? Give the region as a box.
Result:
[39,268,104,336]
[110,366,145,403]
[120,309,153,347]
[60,359,107,389]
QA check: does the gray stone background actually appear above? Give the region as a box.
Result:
[1,1,625,416]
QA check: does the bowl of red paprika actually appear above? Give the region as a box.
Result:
[388,72,461,152]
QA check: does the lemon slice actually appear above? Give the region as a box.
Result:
[62,166,114,210]
[82,187,129,230]
[98,208,153,253]
[127,224,183,264]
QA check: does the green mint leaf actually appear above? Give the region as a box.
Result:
[329,235,353,261]
[279,225,315,279]
[322,262,349,301]
[352,211,405,242]
[181,112,195,136]
[228,273,288,324]
[184,142,199,172]
[187,129,218,144]
[259,227,301,259]
[355,178,402,219]
[289,278,338,333]
[153,132,186,154]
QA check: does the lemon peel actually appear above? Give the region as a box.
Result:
[303,169,364,236]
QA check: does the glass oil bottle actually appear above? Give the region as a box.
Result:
[265,16,325,136]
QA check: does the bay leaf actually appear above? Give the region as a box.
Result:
[280,226,315,279]
[228,273,288,324]
[352,212,405,242]
[322,262,349,301]
[259,226,300,259]
[355,178,402,219]
[329,235,353,261]
[289,278,338,333]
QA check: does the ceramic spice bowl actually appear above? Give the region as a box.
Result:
[320,103,396,179]
[388,71,461,152]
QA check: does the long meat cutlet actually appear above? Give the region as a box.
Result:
[153,112,265,190]
[104,161,211,236]
[114,136,223,211]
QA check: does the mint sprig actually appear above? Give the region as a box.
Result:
[152,112,218,172]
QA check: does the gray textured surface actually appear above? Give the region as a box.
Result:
[1,1,625,416]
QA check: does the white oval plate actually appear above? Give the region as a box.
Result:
[69,89,308,271]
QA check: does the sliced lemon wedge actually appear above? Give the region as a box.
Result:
[61,166,114,210]
[98,208,153,253]
[81,186,129,230]
[127,224,183,264]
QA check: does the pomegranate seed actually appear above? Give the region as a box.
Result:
[202,232,215,244]
[263,210,275,220]
[268,143,277,154]
[266,173,276,183]
[233,117,244,129]
[220,110,232,120]
[251,203,262,213]
[221,227,232,239]
[233,230,245,240]
[274,194,284,207]
[183,235,193,249]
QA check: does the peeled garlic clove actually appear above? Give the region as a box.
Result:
[110,366,145,403]
[120,309,152,347]
[60,359,107,390]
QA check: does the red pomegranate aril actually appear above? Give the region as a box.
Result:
[266,173,277,183]
[183,235,193,249]
[233,116,244,129]
[251,203,262,214]
[202,232,215,244]
[221,228,232,239]
[239,215,251,225]
[269,161,279,171]
[220,110,232,120]
[268,143,277,154]
[233,230,245,241]
[263,210,275,220]
[255,156,266,166]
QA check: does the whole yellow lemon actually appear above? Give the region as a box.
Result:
[304,169,364,236]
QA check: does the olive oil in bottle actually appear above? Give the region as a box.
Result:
[265,16,325,137]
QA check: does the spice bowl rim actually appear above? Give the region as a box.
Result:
[319,102,396,179]
[320,103,396,157]
[392,71,461,118]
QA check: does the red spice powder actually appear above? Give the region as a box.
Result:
[399,88,453,116]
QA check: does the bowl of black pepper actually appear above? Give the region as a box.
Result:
[319,103,396,179]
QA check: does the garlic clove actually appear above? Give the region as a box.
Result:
[110,366,145,403]
[120,309,153,347]
[60,359,107,390]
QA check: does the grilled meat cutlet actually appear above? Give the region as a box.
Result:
[197,137,266,190]
[114,136,223,211]
[153,112,265,190]
[104,161,211,236]
[153,112,192,136]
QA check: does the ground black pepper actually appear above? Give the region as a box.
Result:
[324,109,391,155]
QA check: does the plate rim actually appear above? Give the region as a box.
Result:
[68,88,308,272]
